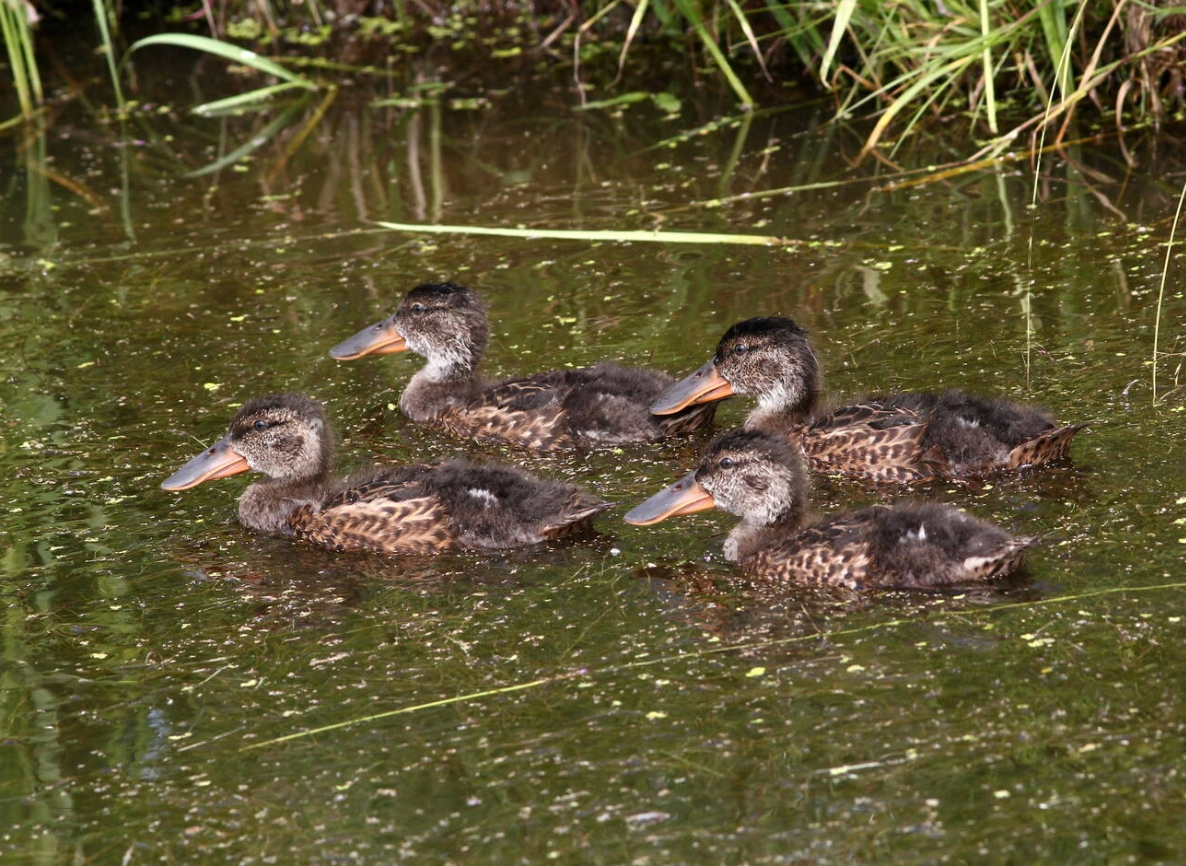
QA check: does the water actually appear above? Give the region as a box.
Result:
[3,38,1186,865]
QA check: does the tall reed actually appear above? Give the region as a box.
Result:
[0,0,42,122]
[6,0,1185,152]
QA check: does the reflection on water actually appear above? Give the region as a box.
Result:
[2,32,1186,865]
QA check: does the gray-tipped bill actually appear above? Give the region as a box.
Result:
[328,317,408,360]
[161,436,250,491]
[650,359,734,415]
[623,471,716,526]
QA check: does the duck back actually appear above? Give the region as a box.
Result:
[287,461,611,554]
[742,502,1034,590]
[438,362,716,450]
[882,389,1079,475]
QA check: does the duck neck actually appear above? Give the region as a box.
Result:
[238,475,327,535]
[401,358,486,422]
[723,511,802,563]
[744,381,820,431]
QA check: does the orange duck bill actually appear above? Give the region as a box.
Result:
[624,471,717,526]
[161,436,250,491]
[650,359,734,414]
[328,317,408,360]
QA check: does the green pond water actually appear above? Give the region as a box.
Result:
[3,40,1186,865]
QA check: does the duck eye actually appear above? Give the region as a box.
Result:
[252,419,269,431]
[731,344,748,356]
[718,457,736,469]
[410,303,424,313]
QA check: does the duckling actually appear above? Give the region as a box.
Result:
[329,282,717,451]
[160,393,612,554]
[650,317,1083,482]
[625,429,1035,590]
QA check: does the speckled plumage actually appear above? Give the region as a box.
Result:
[161,394,612,554]
[651,317,1083,481]
[625,429,1035,590]
[329,283,716,451]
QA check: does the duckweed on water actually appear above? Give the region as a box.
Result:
[3,42,1186,865]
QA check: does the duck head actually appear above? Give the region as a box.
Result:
[625,428,808,528]
[161,393,332,490]
[651,317,822,423]
[329,282,488,377]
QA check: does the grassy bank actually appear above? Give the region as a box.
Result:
[4,0,1186,158]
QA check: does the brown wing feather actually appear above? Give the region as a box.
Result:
[795,403,939,483]
[742,514,878,589]
[287,474,455,554]
[290,494,456,554]
[742,511,1032,590]
[436,403,575,451]
[435,368,711,450]
[1005,424,1085,468]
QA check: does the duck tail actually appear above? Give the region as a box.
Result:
[964,535,1039,581]
[540,494,615,539]
[1006,423,1087,469]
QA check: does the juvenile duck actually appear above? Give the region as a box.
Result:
[329,282,717,451]
[650,317,1083,482]
[625,429,1035,590]
[161,393,612,554]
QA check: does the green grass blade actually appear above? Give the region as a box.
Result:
[1,0,42,117]
[648,0,677,31]
[819,0,857,84]
[127,33,313,87]
[192,81,313,115]
[1,5,31,117]
[374,221,784,246]
[1036,0,1070,97]
[616,0,649,82]
[762,0,794,32]
[575,91,650,111]
[721,0,770,80]
[91,0,124,108]
[669,0,754,107]
[183,99,307,177]
[859,55,976,156]
[978,0,997,133]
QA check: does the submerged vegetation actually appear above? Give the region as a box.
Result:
[2,0,1184,394]
[4,0,1186,154]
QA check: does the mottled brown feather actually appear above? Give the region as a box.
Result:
[793,403,938,483]
[1005,424,1086,469]
[660,318,1082,482]
[437,401,575,451]
[335,284,716,451]
[292,495,456,554]
[632,429,1037,590]
[744,516,875,589]
[163,394,612,555]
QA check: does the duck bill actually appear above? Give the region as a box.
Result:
[328,318,408,360]
[624,471,717,526]
[161,436,250,491]
[650,359,734,414]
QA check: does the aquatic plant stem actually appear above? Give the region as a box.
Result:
[978,0,997,134]
[1,0,42,118]
[1152,177,1186,403]
[1026,1,1087,382]
[374,220,784,246]
[91,0,124,109]
[669,0,754,107]
[244,580,1186,750]
[245,677,565,746]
